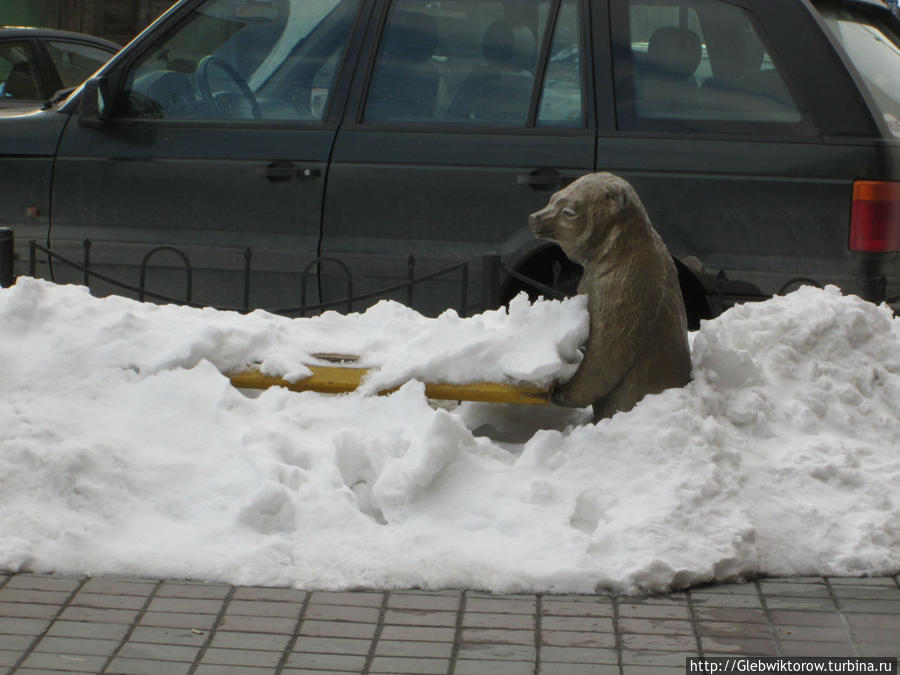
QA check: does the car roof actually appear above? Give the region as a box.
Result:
[0,26,120,51]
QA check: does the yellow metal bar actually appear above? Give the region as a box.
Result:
[228,366,551,405]
[228,366,366,396]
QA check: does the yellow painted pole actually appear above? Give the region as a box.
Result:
[228,366,551,405]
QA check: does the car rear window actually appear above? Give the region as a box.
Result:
[818,4,900,138]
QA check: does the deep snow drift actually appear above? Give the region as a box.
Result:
[1,278,898,594]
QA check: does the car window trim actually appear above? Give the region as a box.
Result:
[33,36,67,96]
[526,0,563,127]
[602,127,826,144]
[84,117,347,132]
[327,0,378,126]
[537,0,595,130]
[591,0,615,132]
[339,120,596,136]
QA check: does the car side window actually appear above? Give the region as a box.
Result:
[118,0,361,121]
[537,0,584,127]
[364,0,584,127]
[613,0,803,127]
[0,40,46,100]
[47,41,115,89]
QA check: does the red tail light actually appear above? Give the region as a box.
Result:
[849,181,900,252]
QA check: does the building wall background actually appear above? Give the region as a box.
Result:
[1,0,173,45]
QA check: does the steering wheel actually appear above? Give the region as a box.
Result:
[196,55,262,119]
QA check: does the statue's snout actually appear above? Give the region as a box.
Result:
[529,207,555,239]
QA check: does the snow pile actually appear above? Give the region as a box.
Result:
[0,277,587,390]
[0,279,898,594]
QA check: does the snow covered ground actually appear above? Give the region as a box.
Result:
[1,278,898,594]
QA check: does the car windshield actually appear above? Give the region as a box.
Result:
[818,4,900,138]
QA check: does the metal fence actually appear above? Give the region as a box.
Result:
[0,232,528,317]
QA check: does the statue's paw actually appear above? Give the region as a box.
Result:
[551,383,590,408]
[550,388,569,407]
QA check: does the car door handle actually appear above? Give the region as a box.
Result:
[257,162,321,182]
[517,172,571,189]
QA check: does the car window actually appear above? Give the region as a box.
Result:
[118,0,361,121]
[363,0,583,127]
[613,0,803,128]
[0,40,46,100]
[537,0,584,127]
[46,40,116,89]
[818,5,900,138]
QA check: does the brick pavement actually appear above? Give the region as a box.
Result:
[0,572,897,674]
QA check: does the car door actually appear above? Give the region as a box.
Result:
[322,0,596,315]
[50,0,367,310]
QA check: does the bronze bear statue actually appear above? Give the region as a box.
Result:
[529,172,692,421]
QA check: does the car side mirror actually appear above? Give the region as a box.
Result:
[79,77,110,127]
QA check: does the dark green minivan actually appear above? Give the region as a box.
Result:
[1,0,898,322]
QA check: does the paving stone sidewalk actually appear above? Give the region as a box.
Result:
[0,572,897,675]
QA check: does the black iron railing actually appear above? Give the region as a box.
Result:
[17,238,477,317]
[0,227,12,288]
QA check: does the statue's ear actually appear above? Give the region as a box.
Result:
[611,186,630,213]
